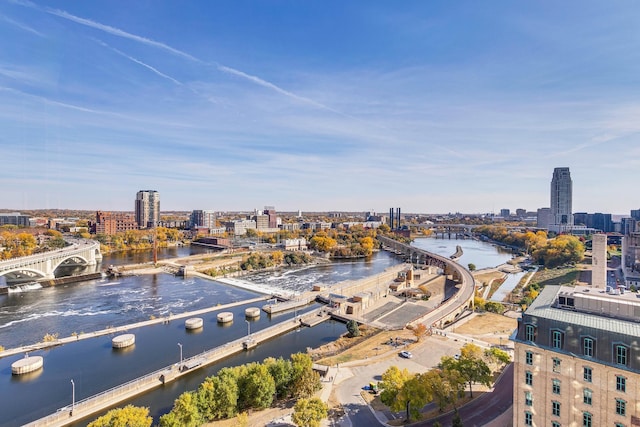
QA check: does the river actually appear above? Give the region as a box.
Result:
[411,237,514,270]
[0,248,400,426]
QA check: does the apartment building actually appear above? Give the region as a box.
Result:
[513,285,640,427]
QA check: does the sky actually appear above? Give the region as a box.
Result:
[1,1,639,214]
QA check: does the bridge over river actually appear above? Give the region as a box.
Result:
[0,240,102,285]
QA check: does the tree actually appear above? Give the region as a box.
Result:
[484,347,511,371]
[159,392,201,427]
[292,397,328,427]
[346,319,360,337]
[380,366,413,408]
[412,323,428,342]
[467,263,476,271]
[209,368,240,419]
[441,349,492,398]
[264,357,293,399]
[271,250,284,265]
[421,369,465,412]
[87,405,152,427]
[237,363,276,410]
[396,373,433,421]
[290,352,321,399]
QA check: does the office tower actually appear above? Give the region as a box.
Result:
[135,190,160,229]
[550,167,573,233]
[500,209,511,218]
[514,285,640,427]
[591,234,607,289]
[537,208,551,229]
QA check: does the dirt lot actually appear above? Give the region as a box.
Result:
[451,312,518,346]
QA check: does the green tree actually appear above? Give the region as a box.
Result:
[209,368,240,419]
[159,391,201,427]
[87,405,152,427]
[264,357,293,399]
[421,369,465,412]
[467,263,476,271]
[441,350,492,398]
[484,347,511,371]
[396,373,433,421]
[290,353,321,398]
[292,397,328,427]
[238,363,276,410]
[380,366,413,408]
[346,319,360,337]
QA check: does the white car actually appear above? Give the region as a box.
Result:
[400,351,413,358]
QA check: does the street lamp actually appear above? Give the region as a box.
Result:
[246,320,251,337]
[70,379,75,416]
[177,343,183,367]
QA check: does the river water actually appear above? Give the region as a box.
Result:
[411,237,514,270]
[0,248,401,426]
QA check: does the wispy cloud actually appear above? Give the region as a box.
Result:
[94,39,183,86]
[0,12,44,37]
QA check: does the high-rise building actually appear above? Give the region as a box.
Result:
[513,285,640,427]
[263,206,278,229]
[549,167,573,233]
[190,210,216,229]
[591,233,607,289]
[135,190,160,229]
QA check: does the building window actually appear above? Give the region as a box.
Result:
[583,388,592,405]
[525,371,533,386]
[552,330,563,349]
[525,411,533,426]
[615,345,628,366]
[552,401,561,416]
[583,337,594,357]
[616,375,626,392]
[615,423,625,427]
[616,399,626,416]
[552,357,561,373]
[552,423,561,427]
[583,367,592,383]
[552,379,561,394]
[526,351,533,365]
[525,324,536,342]
[525,391,533,406]
[583,412,592,427]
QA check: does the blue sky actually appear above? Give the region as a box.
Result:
[1,1,639,214]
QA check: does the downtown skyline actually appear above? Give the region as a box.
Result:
[2,1,640,214]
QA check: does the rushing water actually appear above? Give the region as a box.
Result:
[411,237,514,270]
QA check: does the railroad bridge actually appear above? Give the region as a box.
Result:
[0,240,102,285]
[378,235,475,322]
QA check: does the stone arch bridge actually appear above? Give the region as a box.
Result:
[378,235,476,325]
[0,240,102,285]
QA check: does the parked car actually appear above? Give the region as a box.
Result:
[400,351,413,358]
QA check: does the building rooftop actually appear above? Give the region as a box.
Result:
[526,285,640,337]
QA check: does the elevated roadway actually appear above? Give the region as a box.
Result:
[378,235,475,327]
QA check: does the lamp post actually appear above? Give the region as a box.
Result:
[177,343,183,367]
[70,379,75,416]
[246,320,251,337]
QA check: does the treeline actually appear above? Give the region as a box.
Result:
[475,226,584,268]
[87,353,323,427]
[309,227,378,258]
[94,227,182,254]
[0,228,66,260]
